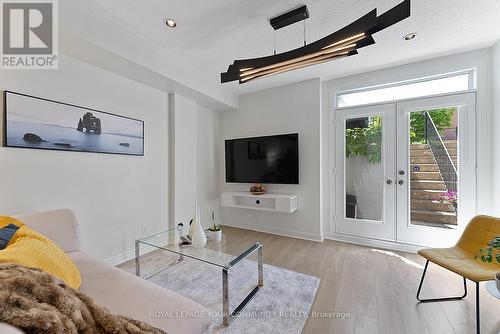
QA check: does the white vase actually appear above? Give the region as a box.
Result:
[191,223,206,248]
[191,204,207,248]
[188,220,196,238]
[188,200,198,238]
[496,273,500,293]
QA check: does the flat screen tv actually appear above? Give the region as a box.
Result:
[225,133,299,184]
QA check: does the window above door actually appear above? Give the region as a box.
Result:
[336,71,473,109]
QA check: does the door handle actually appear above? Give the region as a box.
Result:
[386,179,393,185]
[398,180,404,185]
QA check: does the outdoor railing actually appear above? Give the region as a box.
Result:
[424,112,458,198]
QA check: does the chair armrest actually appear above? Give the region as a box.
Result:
[13,209,81,253]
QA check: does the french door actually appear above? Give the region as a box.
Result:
[335,92,476,247]
[396,93,476,246]
[335,103,397,241]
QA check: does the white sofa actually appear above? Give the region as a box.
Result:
[1,209,212,334]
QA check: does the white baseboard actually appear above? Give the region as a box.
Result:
[222,219,323,242]
[324,232,422,254]
[105,244,158,266]
[106,222,322,266]
[106,228,421,266]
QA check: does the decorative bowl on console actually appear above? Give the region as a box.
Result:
[250,183,267,195]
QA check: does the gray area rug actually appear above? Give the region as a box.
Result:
[120,253,319,334]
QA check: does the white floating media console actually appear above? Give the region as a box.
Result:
[221,192,298,213]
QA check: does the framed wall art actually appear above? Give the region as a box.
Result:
[2,91,144,156]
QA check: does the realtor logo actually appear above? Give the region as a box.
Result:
[1,0,58,69]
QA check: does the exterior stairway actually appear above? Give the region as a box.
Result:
[410,141,457,226]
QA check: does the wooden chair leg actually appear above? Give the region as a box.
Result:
[416,260,467,302]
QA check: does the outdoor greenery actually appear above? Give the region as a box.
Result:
[345,116,382,164]
[345,108,456,164]
[410,108,455,144]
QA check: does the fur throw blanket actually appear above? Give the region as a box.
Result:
[0,263,166,334]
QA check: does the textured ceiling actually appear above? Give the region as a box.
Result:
[82,0,500,95]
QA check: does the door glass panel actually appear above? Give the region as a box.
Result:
[345,115,383,221]
[409,108,458,229]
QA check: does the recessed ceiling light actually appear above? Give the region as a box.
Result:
[165,19,176,28]
[403,32,417,41]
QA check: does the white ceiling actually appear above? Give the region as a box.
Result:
[82,0,500,96]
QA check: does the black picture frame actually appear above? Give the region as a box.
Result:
[2,90,145,156]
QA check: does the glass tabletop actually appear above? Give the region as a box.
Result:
[136,227,261,269]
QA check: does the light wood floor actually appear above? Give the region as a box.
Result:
[219,226,500,334]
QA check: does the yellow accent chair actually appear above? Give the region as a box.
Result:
[416,215,500,334]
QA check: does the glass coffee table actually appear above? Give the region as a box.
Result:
[485,281,500,300]
[135,228,263,326]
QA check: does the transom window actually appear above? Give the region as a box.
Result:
[337,72,472,108]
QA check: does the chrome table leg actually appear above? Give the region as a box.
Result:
[135,240,140,277]
[222,243,264,326]
[222,268,230,326]
[258,244,264,287]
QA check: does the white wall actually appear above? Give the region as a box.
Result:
[219,79,323,241]
[0,54,169,263]
[197,105,221,226]
[322,48,494,237]
[492,41,500,216]
[170,94,221,229]
[171,94,198,226]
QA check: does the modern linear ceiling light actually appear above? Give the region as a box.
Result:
[165,18,177,28]
[221,0,411,84]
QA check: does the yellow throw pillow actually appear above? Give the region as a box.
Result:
[0,216,81,289]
